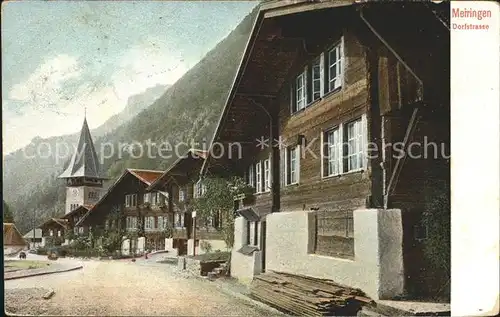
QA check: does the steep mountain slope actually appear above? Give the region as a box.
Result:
[7,7,258,233]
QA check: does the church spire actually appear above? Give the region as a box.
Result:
[59,117,105,180]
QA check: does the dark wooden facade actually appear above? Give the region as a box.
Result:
[78,169,168,251]
[38,218,68,246]
[203,1,449,299]
[148,149,224,255]
[61,205,92,237]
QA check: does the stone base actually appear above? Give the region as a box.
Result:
[266,209,404,300]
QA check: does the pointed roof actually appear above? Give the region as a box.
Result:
[3,223,28,246]
[59,117,105,179]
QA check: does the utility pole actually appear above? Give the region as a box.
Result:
[192,211,197,256]
[32,209,36,250]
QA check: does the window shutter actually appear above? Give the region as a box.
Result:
[338,123,344,174]
[306,64,311,104]
[296,146,301,183]
[280,147,286,187]
[361,113,368,169]
[320,131,324,178]
[340,36,345,87]
[303,66,308,105]
[290,81,296,113]
[319,53,325,97]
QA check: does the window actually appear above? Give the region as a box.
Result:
[345,118,364,172]
[145,216,155,231]
[73,227,78,235]
[88,191,99,199]
[179,187,185,202]
[326,42,343,93]
[78,227,84,234]
[158,216,168,230]
[126,216,137,230]
[143,193,151,204]
[125,194,137,207]
[151,192,158,205]
[247,164,255,188]
[194,180,206,198]
[255,162,262,193]
[175,213,184,228]
[294,71,306,112]
[322,115,366,177]
[209,210,222,229]
[57,230,61,237]
[263,158,271,192]
[286,146,300,185]
[290,37,344,114]
[246,221,259,247]
[70,204,79,211]
[325,127,341,176]
[310,57,321,102]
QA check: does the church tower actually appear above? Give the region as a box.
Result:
[59,117,107,215]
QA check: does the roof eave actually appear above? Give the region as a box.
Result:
[201,9,265,176]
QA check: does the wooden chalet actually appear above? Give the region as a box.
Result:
[78,168,166,253]
[202,0,449,300]
[61,204,93,240]
[148,149,226,255]
[38,218,68,246]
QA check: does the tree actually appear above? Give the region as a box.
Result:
[3,200,15,223]
[192,176,252,248]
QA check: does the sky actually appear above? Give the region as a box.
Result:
[1,0,257,154]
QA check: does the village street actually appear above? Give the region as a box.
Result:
[4,255,281,316]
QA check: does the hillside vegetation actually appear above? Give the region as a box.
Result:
[5,7,258,233]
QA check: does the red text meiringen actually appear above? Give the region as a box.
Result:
[452,8,492,20]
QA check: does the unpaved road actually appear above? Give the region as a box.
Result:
[4,257,279,316]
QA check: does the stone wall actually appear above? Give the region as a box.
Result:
[231,216,263,285]
[266,209,404,300]
[187,238,228,256]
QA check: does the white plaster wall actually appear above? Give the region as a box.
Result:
[137,237,145,254]
[265,209,404,300]
[187,238,228,256]
[122,239,130,255]
[231,216,263,284]
[164,238,179,256]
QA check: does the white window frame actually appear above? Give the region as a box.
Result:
[126,216,137,230]
[78,227,84,234]
[175,213,184,228]
[295,71,306,112]
[346,118,364,172]
[324,126,342,177]
[143,192,151,204]
[311,57,322,103]
[247,164,255,188]
[263,157,271,193]
[158,216,168,230]
[325,39,344,94]
[151,192,158,206]
[285,145,300,185]
[179,187,185,202]
[255,162,262,194]
[145,216,155,231]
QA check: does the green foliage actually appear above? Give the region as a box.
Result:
[70,235,92,250]
[3,200,14,223]
[200,240,213,253]
[192,176,252,248]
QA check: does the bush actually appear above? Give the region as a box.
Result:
[36,247,47,255]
